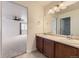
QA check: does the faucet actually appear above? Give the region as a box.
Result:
[66,35,70,39]
[66,34,73,39]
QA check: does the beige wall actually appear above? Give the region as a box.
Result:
[27,6,44,52]
[44,6,53,33]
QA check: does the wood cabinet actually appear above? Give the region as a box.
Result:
[55,42,77,58]
[55,42,64,58]
[43,38,54,58]
[36,36,44,53]
[36,36,79,58]
[76,49,79,57]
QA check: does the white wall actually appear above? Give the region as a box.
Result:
[27,6,44,52]
[2,2,27,57]
[58,9,79,35]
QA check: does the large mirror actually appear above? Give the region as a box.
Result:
[44,1,79,39]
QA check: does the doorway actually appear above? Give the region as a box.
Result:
[60,17,70,35]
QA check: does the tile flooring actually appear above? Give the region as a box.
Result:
[16,51,46,58]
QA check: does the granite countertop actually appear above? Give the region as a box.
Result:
[36,33,79,49]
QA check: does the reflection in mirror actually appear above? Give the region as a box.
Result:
[20,23,27,35]
[51,17,57,34]
[45,1,79,40]
[60,17,70,35]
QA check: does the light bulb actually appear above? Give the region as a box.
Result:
[48,9,55,14]
[53,6,58,11]
[56,8,60,12]
[59,3,67,9]
[60,3,64,7]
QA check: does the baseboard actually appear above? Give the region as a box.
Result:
[26,48,37,53]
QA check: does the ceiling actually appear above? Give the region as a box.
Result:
[57,2,79,14]
[14,1,79,14]
[14,1,53,7]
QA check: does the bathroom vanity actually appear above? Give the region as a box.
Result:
[36,34,79,58]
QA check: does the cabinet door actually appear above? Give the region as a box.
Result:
[36,36,43,53]
[55,42,66,58]
[55,42,77,58]
[64,45,77,58]
[43,39,54,58]
[76,49,79,57]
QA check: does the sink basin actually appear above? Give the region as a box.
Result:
[43,33,79,45]
[68,39,79,45]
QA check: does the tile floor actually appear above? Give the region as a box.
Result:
[16,51,46,58]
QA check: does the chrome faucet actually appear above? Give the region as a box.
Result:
[66,34,73,39]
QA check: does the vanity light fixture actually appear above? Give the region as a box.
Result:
[48,1,77,14]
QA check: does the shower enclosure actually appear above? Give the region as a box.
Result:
[0,1,27,57]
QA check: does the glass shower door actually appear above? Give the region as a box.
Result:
[2,1,27,58]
